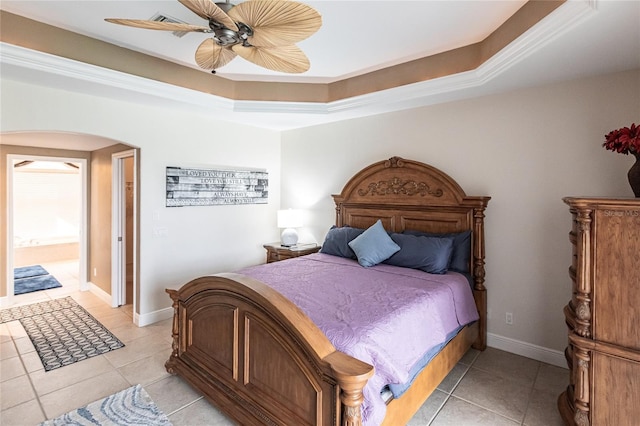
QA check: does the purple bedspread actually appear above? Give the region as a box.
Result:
[239,253,478,426]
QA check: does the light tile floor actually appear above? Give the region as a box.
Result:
[1,261,568,425]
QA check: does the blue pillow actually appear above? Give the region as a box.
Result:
[403,229,471,273]
[320,226,365,259]
[383,233,454,274]
[348,220,400,267]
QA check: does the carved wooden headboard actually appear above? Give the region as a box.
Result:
[332,156,491,348]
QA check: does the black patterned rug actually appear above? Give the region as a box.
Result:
[0,297,125,371]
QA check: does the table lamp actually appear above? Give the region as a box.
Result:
[277,209,303,246]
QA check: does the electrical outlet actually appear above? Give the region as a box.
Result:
[506,312,513,325]
[93,267,97,277]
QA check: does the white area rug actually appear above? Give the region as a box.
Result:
[39,384,172,425]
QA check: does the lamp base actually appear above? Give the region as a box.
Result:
[281,228,298,247]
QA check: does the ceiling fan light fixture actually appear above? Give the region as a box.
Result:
[236,22,253,40]
[209,20,253,47]
[213,28,241,46]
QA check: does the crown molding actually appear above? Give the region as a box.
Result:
[0,1,596,130]
[0,42,236,111]
[323,0,596,116]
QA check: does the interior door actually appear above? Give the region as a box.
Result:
[111,150,137,309]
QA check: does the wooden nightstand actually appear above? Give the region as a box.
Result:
[263,243,321,263]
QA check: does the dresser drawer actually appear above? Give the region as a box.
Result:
[592,350,640,425]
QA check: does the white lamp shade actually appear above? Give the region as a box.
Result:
[277,209,303,246]
[277,209,303,228]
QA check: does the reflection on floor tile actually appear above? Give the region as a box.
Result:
[472,347,541,386]
[523,389,565,426]
[453,366,531,422]
[0,260,569,425]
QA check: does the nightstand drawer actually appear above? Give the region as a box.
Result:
[267,250,289,263]
[263,243,321,263]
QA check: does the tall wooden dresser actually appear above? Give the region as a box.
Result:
[558,197,640,426]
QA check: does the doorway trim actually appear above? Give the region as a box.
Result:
[5,154,88,305]
[111,149,137,311]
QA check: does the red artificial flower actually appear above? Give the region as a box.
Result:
[603,123,640,155]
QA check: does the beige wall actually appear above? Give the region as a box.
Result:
[0,144,91,297]
[89,143,134,296]
[280,68,640,356]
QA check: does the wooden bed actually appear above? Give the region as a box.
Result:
[165,156,490,425]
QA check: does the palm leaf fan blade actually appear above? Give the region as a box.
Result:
[195,39,237,69]
[179,0,238,31]
[232,44,310,73]
[104,18,210,32]
[228,0,321,47]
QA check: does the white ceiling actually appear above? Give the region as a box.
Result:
[1,0,639,137]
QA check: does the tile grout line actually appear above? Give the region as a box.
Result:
[519,361,542,426]
[428,351,478,425]
[446,358,542,425]
[431,349,531,425]
[10,327,48,421]
[427,394,449,425]
[165,395,206,417]
[428,369,466,424]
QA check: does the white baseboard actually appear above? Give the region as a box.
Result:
[86,282,172,327]
[487,332,567,368]
[87,281,112,306]
[85,282,172,327]
[137,306,173,327]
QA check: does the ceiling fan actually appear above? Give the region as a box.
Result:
[105,0,322,74]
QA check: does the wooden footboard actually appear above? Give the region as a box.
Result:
[165,273,374,426]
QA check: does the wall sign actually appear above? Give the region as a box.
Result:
[166,166,268,207]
